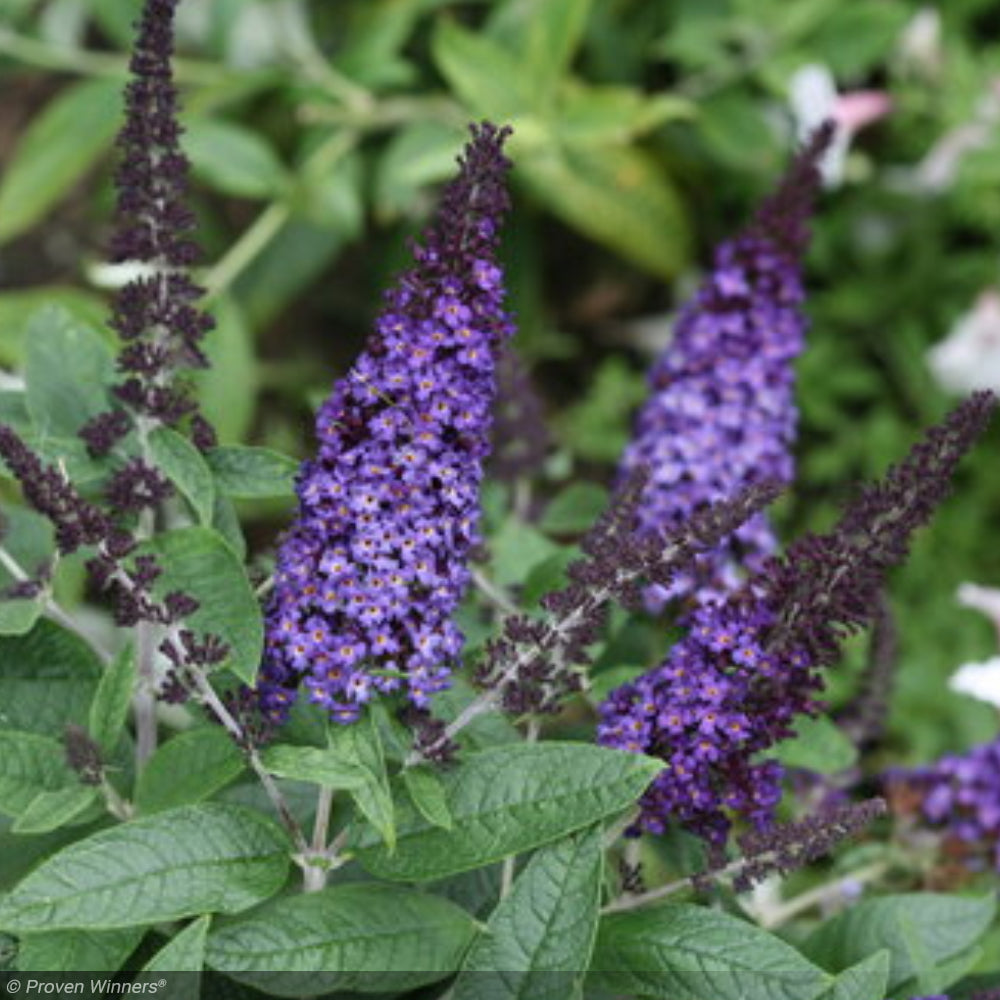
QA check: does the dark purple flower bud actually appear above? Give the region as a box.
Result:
[105,458,174,515]
[618,124,833,611]
[724,797,886,892]
[79,409,132,458]
[600,393,995,847]
[259,123,515,724]
[836,592,897,750]
[91,0,217,447]
[64,723,103,786]
[0,424,110,554]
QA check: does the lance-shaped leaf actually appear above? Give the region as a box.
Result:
[817,951,891,1000]
[0,729,77,819]
[0,804,290,932]
[453,824,604,1000]
[802,892,996,993]
[148,426,216,526]
[205,883,477,996]
[0,619,102,737]
[205,445,298,499]
[134,726,245,814]
[140,914,211,998]
[352,743,661,882]
[15,927,146,974]
[89,644,135,756]
[11,785,98,835]
[138,528,262,685]
[589,903,831,1000]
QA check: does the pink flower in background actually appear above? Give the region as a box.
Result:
[789,64,892,186]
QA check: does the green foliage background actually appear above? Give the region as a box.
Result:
[1,0,998,765]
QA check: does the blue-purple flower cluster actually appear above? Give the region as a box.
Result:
[599,598,818,846]
[600,392,995,848]
[620,125,831,611]
[890,735,1000,872]
[258,123,514,724]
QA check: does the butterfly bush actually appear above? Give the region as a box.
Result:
[620,123,832,612]
[600,392,995,849]
[4,0,1000,978]
[889,736,1000,872]
[258,124,515,724]
[80,0,216,457]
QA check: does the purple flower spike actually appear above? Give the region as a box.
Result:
[259,123,515,724]
[620,123,834,611]
[600,392,995,850]
[80,0,217,451]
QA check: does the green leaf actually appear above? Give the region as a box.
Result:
[206,445,298,498]
[0,78,122,244]
[260,744,368,790]
[540,481,608,535]
[148,426,216,526]
[0,803,291,932]
[0,620,102,737]
[294,145,364,237]
[353,743,662,882]
[11,785,98,835]
[521,549,580,609]
[0,287,108,366]
[88,644,135,756]
[432,18,535,118]
[556,84,694,147]
[142,915,211,974]
[817,951,890,1000]
[135,726,245,814]
[519,141,689,279]
[23,306,114,440]
[802,892,996,993]
[810,1,910,78]
[590,903,831,1000]
[558,355,647,462]
[330,710,396,851]
[0,729,77,819]
[139,528,263,685]
[490,518,560,587]
[183,118,288,200]
[205,883,477,995]
[454,824,603,1000]
[774,715,858,775]
[193,295,258,445]
[489,0,593,108]
[15,927,145,973]
[402,766,453,831]
[0,595,42,637]
[211,492,247,560]
[698,90,782,175]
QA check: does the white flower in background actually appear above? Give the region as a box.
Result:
[788,64,892,187]
[950,658,1000,708]
[927,290,1000,395]
[957,582,1000,640]
[948,584,1000,708]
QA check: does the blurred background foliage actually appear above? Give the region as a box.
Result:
[1,0,999,764]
